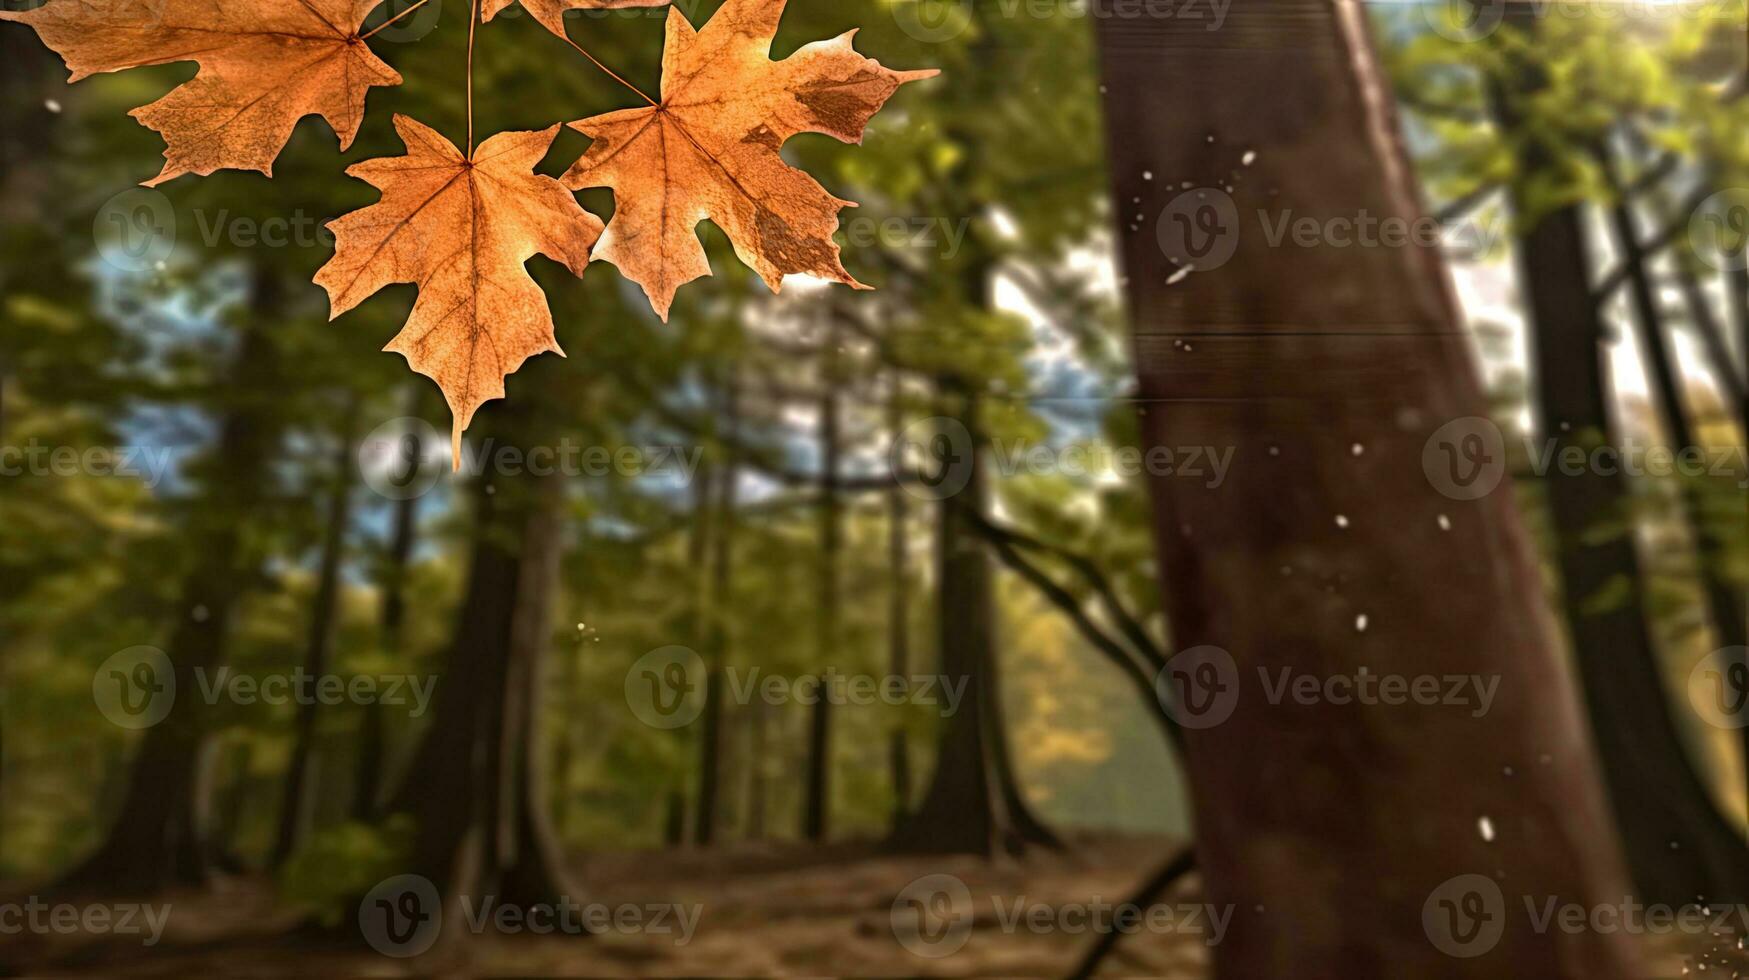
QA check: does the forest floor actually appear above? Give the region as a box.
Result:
[0,833,1743,977]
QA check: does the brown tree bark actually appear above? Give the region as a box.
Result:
[886,379,914,828]
[695,377,740,846]
[54,276,284,895]
[802,335,841,843]
[1093,1,1642,974]
[353,392,426,821]
[394,457,572,915]
[889,400,1060,856]
[272,401,362,866]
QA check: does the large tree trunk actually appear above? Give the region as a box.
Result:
[272,403,361,866]
[1093,1,1642,975]
[394,456,572,917]
[55,277,283,895]
[889,401,1060,856]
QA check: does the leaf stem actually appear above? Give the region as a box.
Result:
[467,0,479,155]
[559,31,659,109]
[359,0,432,41]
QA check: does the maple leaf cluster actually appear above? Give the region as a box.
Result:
[2,0,935,455]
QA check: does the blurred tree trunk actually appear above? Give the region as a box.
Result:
[0,20,59,221]
[354,394,427,820]
[802,332,841,843]
[55,275,283,894]
[889,399,1059,855]
[885,379,913,828]
[272,400,362,866]
[352,408,423,821]
[396,454,572,913]
[1519,162,1749,908]
[695,377,740,846]
[0,13,70,848]
[1601,157,1748,658]
[1093,1,1642,974]
[743,700,768,840]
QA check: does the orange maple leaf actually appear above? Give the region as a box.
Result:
[0,0,403,186]
[314,115,603,461]
[561,0,936,320]
[481,0,665,39]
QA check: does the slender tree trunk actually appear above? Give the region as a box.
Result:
[1730,266,1748,421]
[802,340,840,843]
[695,377,740,846]
[273,401,362,866]
[354,396,425,821]
[744,700,768,841]
[1093,1,1641,974]
[885,379,913,828]
[54,276,283,896]
[1601,155,1748,658]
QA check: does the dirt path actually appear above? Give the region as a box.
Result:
[0,835,1742,977]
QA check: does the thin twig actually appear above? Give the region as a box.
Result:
[558,31,659,108]
[360,0,432,41]
[466,0,479,155]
